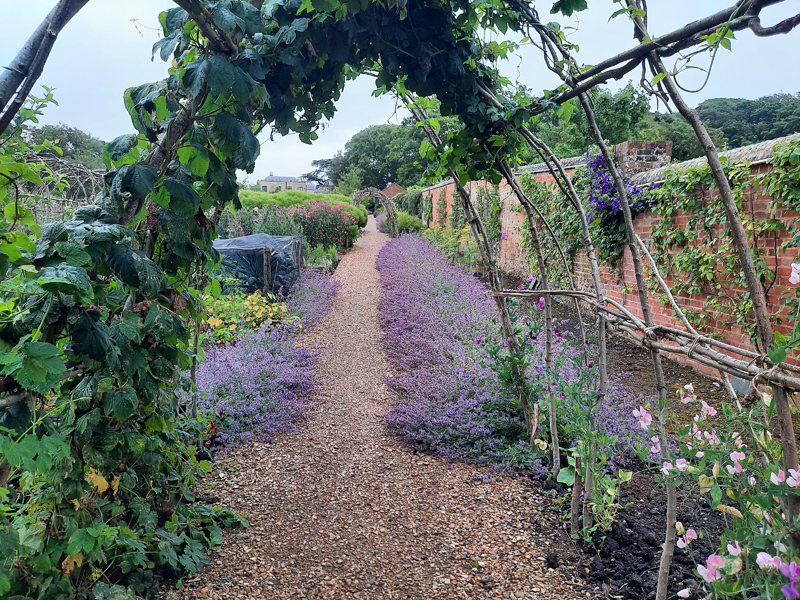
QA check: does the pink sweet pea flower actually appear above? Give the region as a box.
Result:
[677,528,698,549]
[697,555,725,582]
[650,435,660,454]
[676,459,689,472]
[701,401,717,417]
[632,406,652,430]
[727,541,742,556]
[757,551,781,570]
[790,263,800,285]
[676,521,685,535]
[789,469,800,488]
[501,232,509,240]
[536,297,545,310]
[677,589,690,598]
[661,461,673,475]
[726,451,746,474]
[772,470,787,485]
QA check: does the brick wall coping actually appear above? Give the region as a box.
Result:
[418,133,799,194]
[628,133,800,186]
[418,156,587,195]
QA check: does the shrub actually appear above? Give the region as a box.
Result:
[193,325,316,445]
[393,189,424,217]
[202,292,297,343]
[343,203,368,228]
[396,211,423,233]
[307,244,338,271]
[219,205,303,238]
[288,202,358,249]
[285,269,341,327]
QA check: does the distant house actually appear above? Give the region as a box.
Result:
[257,173,308,192]
[382,183,406,199]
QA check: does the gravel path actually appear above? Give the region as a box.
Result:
[172,218,593,600]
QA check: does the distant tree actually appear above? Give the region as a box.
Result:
[26,122,105,169]
[308,151,348,186]
[332,168,365,197]
[644,113,728,162]
[311,112,462,189]
[526,84,653,158]
[698,93,800,147]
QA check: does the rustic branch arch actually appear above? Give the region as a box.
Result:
[352,187,398,238]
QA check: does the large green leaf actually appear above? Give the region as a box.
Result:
[13,342,65,395]
[550,0,588,16]
[157,210,192,244]
[106,244,166,298]
[103,387,138,421]
[163,178,202,208]
[38,265,93,298]
[112,162,158,198]
[104,134,139,167]
[204,55,236,100]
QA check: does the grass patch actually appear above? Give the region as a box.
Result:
[239,189,352,209]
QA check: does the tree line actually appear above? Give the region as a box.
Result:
[308,88,800,191]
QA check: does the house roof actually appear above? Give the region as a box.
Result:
[259,175,305,182]
[382,183,406,198]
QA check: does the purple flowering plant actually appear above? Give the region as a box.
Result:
[284,269,341,328]
[191,324,316,446]
[188,269,339,448]
[376,235,653,476]
[580,152,658,266]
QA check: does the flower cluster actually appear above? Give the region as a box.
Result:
[191,324,317,446]
[284,269,341,328]
[376,234,541,469]
[288,201,357,250]
[585,152,654,219]
[635,383,800,598]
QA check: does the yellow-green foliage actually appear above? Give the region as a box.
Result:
[343,204,368,227]
[396,211,423,233]
[239,189,352,210]
[202,293,298,343]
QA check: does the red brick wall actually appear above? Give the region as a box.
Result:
[420,142,799,378]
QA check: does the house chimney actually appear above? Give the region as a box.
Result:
[613,141,672,177]
[269,171,273,176]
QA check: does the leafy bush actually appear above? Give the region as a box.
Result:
[307,244,338,271]
[422,225,479,270]
[193,325,316,446]
[393,189,423,217]
[343,203,368,227]
[202,293,297,343]
[285,269,341,328]
[219,205,303,238]
[288,202,358,249]
[396,211,423,233]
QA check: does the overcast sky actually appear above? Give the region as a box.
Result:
[4,1,799,182]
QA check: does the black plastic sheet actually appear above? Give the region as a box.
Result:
[212,234,305,294]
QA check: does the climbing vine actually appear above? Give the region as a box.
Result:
[647,148,798,336]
